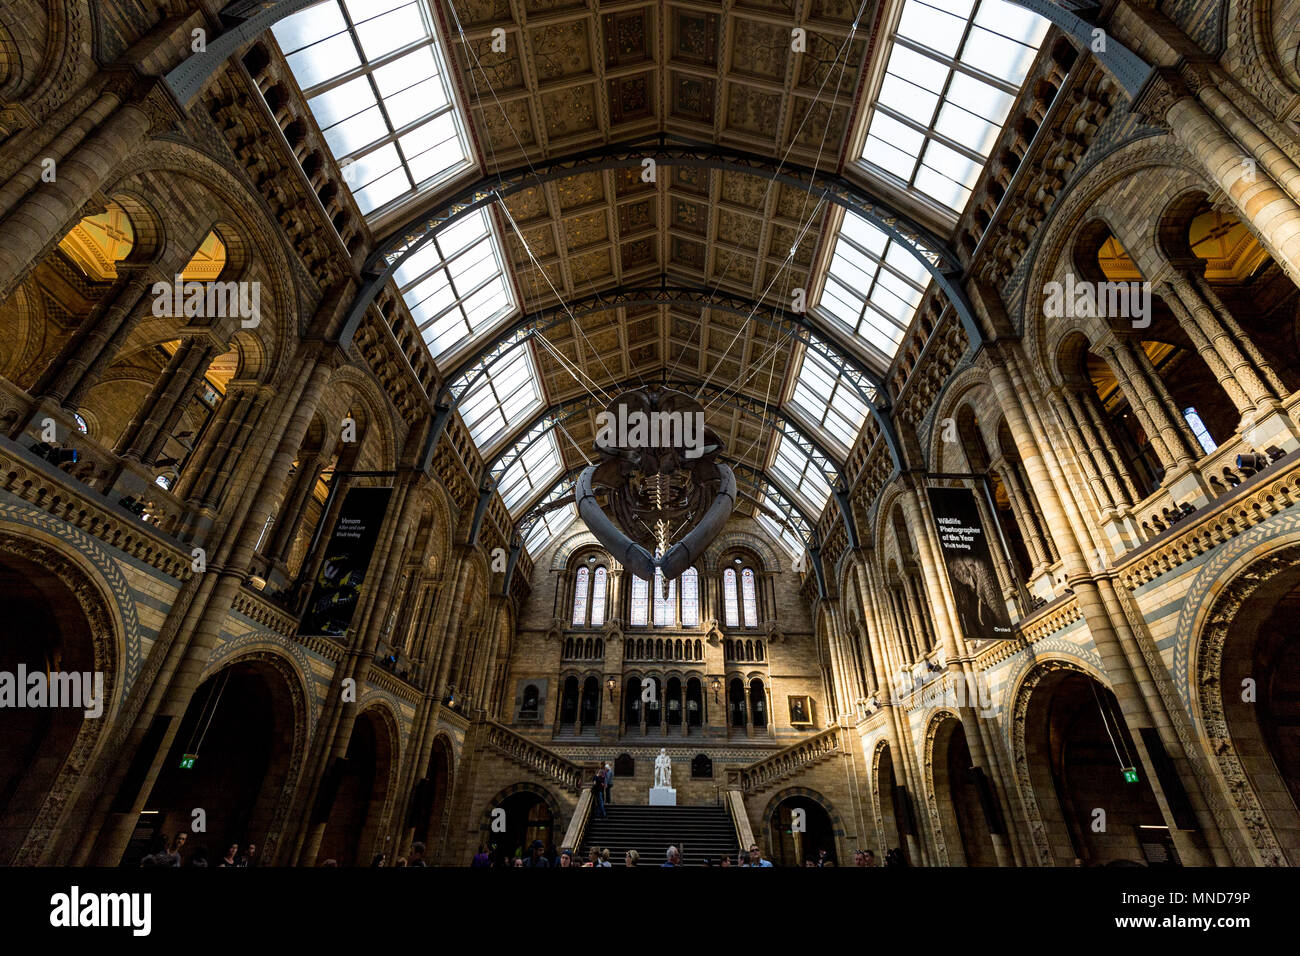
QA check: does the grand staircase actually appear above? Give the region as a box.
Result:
[581,804,740,866]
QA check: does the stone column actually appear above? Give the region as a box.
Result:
[1144,72,1300,286]
[1076,385,1144,503]
[1101,338,1185,471]
[265,452,328,566]
[116,336,220,463]
[1165,274,1268,410]
[1060,387,1133,509]
[0,96,155,302]
[1050,389,1115,515]
[81,349,335,864]
[1194,277,1288,396]
[985,343,1228,865]
[35,266,156,405]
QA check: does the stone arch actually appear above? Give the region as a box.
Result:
[105,141,301,384]
[322,363,400,470]
[703,530,781,572]
[1185,536,1300,865]
[188,644,313,864]
[477,781,566,854]
[923,708,998,866]
[549,527,603,570]
[761,786,847,865]
[1022,137,1211,369]
[0,527,124,864]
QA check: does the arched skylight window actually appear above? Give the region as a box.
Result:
[272,0,474,218]
[741,568,758,627]
[723,568,739,628]
[630,574,649,626]
[755,496,804,560]
[769,434,832,514]
[522,503,573,557]
[858,0,1049,214]
[590,566,608,627]
[457,346,544,452]
[788,341,871,453]
[497,431,563,515]
[571,566,589,626]
[680,568,699,627]
[394,207,515,359]
[816,211,930,363]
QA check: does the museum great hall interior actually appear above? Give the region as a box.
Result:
[1,0,1299,869]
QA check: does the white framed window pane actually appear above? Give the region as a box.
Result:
[877,74,941,125]
[897,2,967,56]
[354,166,409,214]
[591,567,608,626]
[571,566,589,625]
[354,5,426,60]
[630,575,649,626]
[723,568,739,627]
[285,34,360,88]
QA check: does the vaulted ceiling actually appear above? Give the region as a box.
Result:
[268,0,1053,555]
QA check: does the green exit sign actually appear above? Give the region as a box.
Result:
[179,754,197,770]
[1122,767,1139,784]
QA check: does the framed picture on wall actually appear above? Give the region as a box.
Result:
[788,695,814,726]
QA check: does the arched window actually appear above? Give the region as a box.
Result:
[755,640,764,660]
[572,567,589,626]
[750,679,767,729]
[564,638,573,658]
[686,678,703,726]
[625,638,633,658]
[723,568,739,627]
[741,568,758,626]
[653,568,676,626]
[560,677,578,724]
[590,566,608,626]
[729,678,747,727]
[630,574,649,626]
[680,567,699,626]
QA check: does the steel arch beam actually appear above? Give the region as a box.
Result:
[444,280,886,407]
[167,1,1153,152]
[486,376,847,485]
[342,140,985,348]
[438,280,901,468]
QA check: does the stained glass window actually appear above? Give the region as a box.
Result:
[630,574,649,626]
[723,567,739,627]
[741,568,758,627]
[571,566,589,626]
[653,568,677,627]
[590,567,608,627]
[680,568,699,626]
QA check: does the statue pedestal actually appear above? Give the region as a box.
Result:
[648,786,677,806]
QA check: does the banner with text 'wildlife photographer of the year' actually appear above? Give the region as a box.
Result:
[299,486,393,636]
[926,486,1013,642]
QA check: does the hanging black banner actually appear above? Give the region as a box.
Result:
[299,486,393,636]
[926,486,1014,641]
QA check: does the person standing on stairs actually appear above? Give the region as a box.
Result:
[593,765,607,818]
[604,761,615,804]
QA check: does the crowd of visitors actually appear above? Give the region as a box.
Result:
[138,832,259,867]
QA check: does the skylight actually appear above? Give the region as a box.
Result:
[816,211,930,362]
[272,0,474,218]
[497,431,564,515]
[859,0,1049,214]
[458,346,545,453]
[788,341,872,454]
[523,504,574,556]
[393,207,516,359]
[755,495,805,559]
[769,434,833,514]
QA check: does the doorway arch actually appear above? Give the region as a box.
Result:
[926,712,998,865]
[1193,544,1300,865]
[0,537,121,864]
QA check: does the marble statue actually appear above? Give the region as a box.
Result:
[654,748,672,789]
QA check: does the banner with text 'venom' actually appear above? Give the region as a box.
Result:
[926,486,1014,642]
[299,486,393,636]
